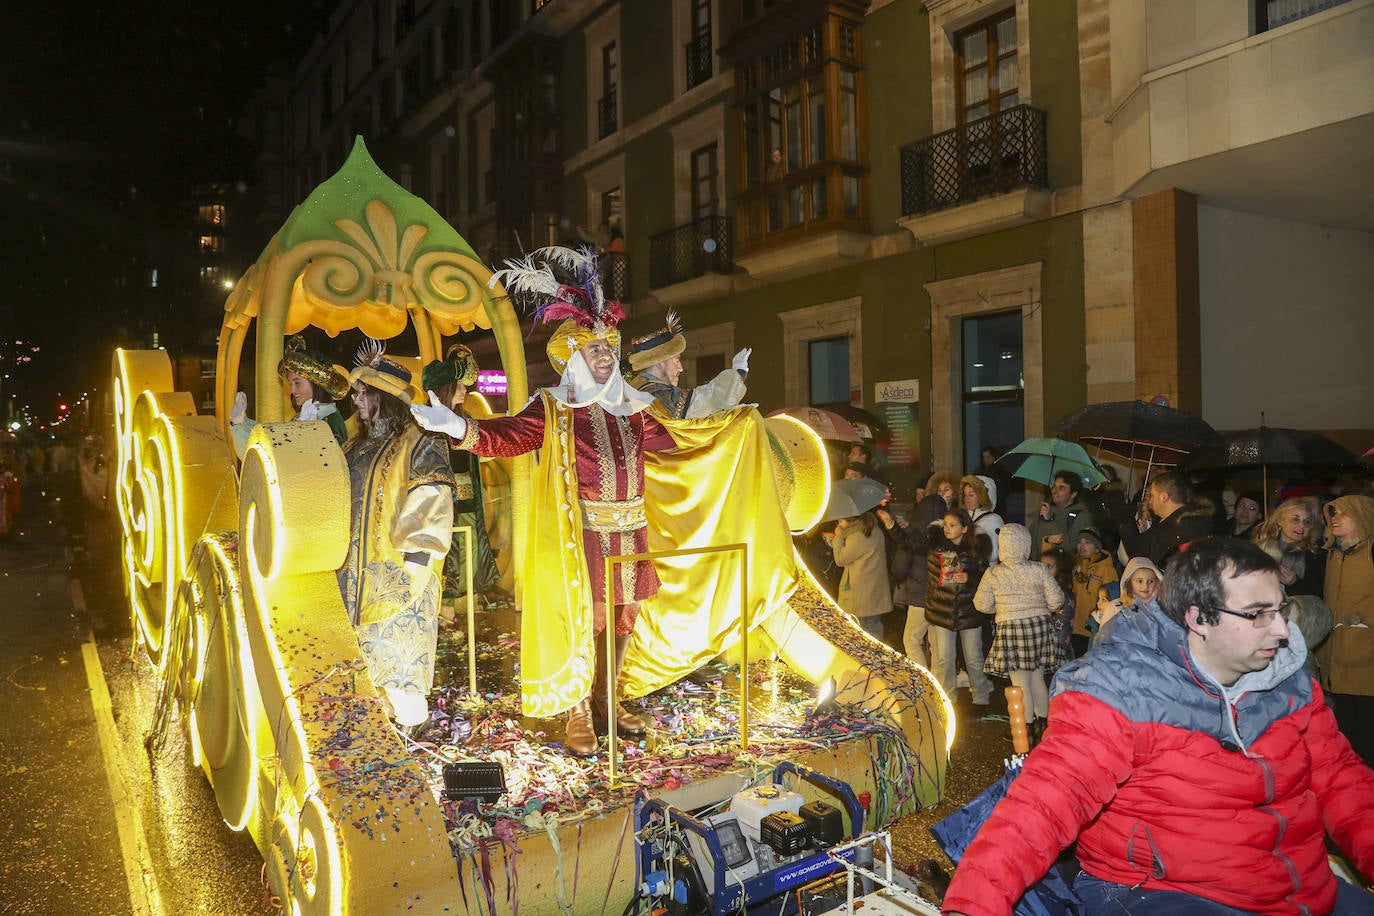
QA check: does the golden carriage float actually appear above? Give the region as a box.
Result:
[110,138,952,914]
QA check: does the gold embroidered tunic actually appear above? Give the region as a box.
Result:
[338,424,455,697]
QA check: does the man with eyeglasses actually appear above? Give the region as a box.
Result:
[943,537,1374,916]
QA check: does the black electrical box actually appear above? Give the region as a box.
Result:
[442,761,507,803]
[799,800,844,848]
[760,810,809,856]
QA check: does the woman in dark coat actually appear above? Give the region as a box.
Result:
[883,485,951,668]
[923,508,993,708]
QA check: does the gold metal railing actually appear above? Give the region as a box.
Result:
[451,524,478,695]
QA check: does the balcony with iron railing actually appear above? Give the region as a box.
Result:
[649,215,733,291]
[1255,0,1352,30]
[685,30,713,90]
[600,250,630,302]
[899,104,1048,218]
[597,85,618,139]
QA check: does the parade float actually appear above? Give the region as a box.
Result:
[110,138,952,914]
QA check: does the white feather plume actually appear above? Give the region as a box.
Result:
[531,245,599,276]
[489,255,562,299]
[355,337,386,368]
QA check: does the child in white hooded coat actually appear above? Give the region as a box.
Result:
[974,524,1068,742]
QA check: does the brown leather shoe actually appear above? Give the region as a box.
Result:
[593,697,647,737]
[564,697,598,757]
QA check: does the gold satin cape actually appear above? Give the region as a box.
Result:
[517,397,799,717]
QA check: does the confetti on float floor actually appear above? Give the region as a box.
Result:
[405,604,926,844]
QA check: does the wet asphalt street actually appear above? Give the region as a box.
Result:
[0,484,264,915]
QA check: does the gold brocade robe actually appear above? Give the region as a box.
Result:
[461,391,800,717]
[338,424,455,696]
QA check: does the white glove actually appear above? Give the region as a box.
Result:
[410,391,468,439]
[296,399,319,421]
[384,687,429,728]
[230,391,247,424]
[732,347,752,373]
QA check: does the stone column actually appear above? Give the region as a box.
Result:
[1131,188,1201,413]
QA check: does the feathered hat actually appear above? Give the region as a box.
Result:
[421,343,480,393]
[628,309,687,371]
[348,338,422,404]
[489,245,626,374]
[276,335,350,401]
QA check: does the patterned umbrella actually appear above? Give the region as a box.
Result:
[768,406,862,442]
[1182,425,1359,503]
[1053,400,1221,491]
[1182,425,1358,471]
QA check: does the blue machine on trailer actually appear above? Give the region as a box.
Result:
[634,762,869,915]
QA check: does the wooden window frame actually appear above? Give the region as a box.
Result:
[731,11,868,249]
[691,142,719,220]
[954,8,1017,125]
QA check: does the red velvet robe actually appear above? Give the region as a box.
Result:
[463,394,677,635]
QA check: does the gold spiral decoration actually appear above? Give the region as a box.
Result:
[113,347,463,911]
[289,796,344,916]
[298,242,374,307]
[412,249,495,333]
[181,535,265,832]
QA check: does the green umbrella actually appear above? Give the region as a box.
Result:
[995,437,1108,488]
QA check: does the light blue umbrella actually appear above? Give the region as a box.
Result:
[995,437,1108,488]
[819,477,888,524]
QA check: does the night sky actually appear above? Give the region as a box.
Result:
[1,1,323,428]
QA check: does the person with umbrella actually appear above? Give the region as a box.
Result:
[1121,469,1218,568]
[943,537,1374,916]
[1028,470,1097,557]
[823,478,893,642]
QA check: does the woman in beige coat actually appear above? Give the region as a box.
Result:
[829,511,892,642]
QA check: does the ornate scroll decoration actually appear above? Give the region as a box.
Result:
[285,200,494,340]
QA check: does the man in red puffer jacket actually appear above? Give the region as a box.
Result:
[943,537,1374,916]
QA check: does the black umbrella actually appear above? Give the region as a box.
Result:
[1182,424,1360,502]
[1054,400,1220,493]
[1054,401,1220,450]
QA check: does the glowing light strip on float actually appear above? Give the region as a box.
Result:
[772,412,955,752]
[148,425,178,670]
[768,414,833,536]
[292,795,343,916]
[790,531,957,755]
[186,576,208,769]
[241,441,340,912]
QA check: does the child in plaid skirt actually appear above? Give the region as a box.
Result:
[974,524,1067,741]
